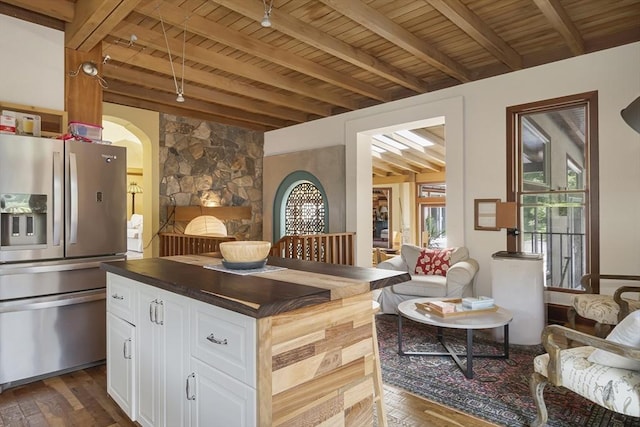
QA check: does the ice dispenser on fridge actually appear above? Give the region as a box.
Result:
[0,194,47,246]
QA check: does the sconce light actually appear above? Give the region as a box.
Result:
[621,95,640,134]
[474,199,518,235]
[496,202,519,236]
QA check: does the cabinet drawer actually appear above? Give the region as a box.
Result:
[106,273,137,324]
[190,300,256,387]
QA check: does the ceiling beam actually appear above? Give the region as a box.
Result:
[377,152,423,174]
[318,0,472,82]
[400,151,441,172]
[66,0,120,49]
[416,171,446,183]
[426,0,522,70]
[104,80,291,128]
[532,0,584,55]
[0,0,74,22]
[373,175,413,185]
[102,66,308,123]
[109,22,356,111]
[136,0,387,104]
[212,0,428,94]
[104,92,271,131]
[76,0,141,52]
[103,43,331,117]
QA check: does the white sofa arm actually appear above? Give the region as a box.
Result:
[377,255,408,272]
[446,258,479,297]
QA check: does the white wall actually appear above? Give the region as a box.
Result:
[0,15,64,110]
[265,42,640,298]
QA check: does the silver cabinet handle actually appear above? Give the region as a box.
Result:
[149,300,156,323]
[186,373,196,401]
[206,334,228,345]
[111,293,124,300]
[156,300,164,325]
[123,338,132,359]
[69,151,78,244]
[52,150,62,246]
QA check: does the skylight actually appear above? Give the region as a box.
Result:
[373,134,408,150]
[371,145,386,153]
[395,130,434,147]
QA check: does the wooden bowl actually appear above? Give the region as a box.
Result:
[219,241,271,263]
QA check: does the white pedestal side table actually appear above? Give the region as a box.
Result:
[491,252,545,345]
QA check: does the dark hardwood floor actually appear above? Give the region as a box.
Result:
[0,364,497,427]
[0,365,136,427]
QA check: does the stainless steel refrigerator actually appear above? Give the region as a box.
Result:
[0,134,126,392]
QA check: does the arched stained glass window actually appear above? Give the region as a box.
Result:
[284,182,325,235]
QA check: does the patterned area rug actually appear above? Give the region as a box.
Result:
[375,314,640,427]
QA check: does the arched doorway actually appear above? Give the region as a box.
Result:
[273,171,329,241]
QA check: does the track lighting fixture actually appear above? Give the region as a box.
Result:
[68,61,108,88]
[158,8,188,103]
[261,0,273,27]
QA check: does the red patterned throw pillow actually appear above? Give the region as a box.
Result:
[414,248,453,277]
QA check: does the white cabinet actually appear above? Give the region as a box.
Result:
[188,299,257,427]
[136,283,190,427]
[107,275,138,420]
[107,313,136,419]
[105,273,257,427]
[189,357,256,427]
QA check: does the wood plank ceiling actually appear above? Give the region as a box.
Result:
[1,0,639,179]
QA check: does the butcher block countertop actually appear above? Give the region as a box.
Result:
[101,255,410,318]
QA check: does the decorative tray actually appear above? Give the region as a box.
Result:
[416,298,498,318]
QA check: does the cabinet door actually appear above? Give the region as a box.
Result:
[190,357,256,427]
[136,285,190,427]
[158,289,190,427]
[136,285,162,427]
[107,313,135,419]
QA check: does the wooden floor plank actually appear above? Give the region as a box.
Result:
[1,363,503,427]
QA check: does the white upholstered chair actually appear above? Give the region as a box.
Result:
[184,215,228,237]
[567,274,640,337]
[126,214,143,252]
[530,310,640,426]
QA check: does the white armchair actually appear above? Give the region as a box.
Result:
[127,214,143,252]
[374,244,479,314]
[530,311,640,426]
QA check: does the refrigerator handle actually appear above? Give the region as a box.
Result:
[52,150,63,246]
[69,152,78,244]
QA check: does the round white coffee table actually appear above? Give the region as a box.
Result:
[397,298,513,379]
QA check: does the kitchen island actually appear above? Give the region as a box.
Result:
[102,255,410,427]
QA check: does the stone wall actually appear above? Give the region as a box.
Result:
[159,114,263,240]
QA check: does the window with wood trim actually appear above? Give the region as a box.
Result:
[507,91,599,292]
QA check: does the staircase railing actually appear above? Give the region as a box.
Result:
[159,232,236,257]
[270,233,355,265]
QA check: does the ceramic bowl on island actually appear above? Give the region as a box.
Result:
[219,241,271,269]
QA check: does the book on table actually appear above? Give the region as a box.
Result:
[461,296,495,309]
[417,298,497,317]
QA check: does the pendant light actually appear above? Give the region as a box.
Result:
[261,0,274,27]
[159,8,188,103]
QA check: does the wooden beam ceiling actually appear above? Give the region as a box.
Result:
[1,0,637,176]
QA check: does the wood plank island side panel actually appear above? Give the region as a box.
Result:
[264,292,377,426]
[257,317,273,427]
